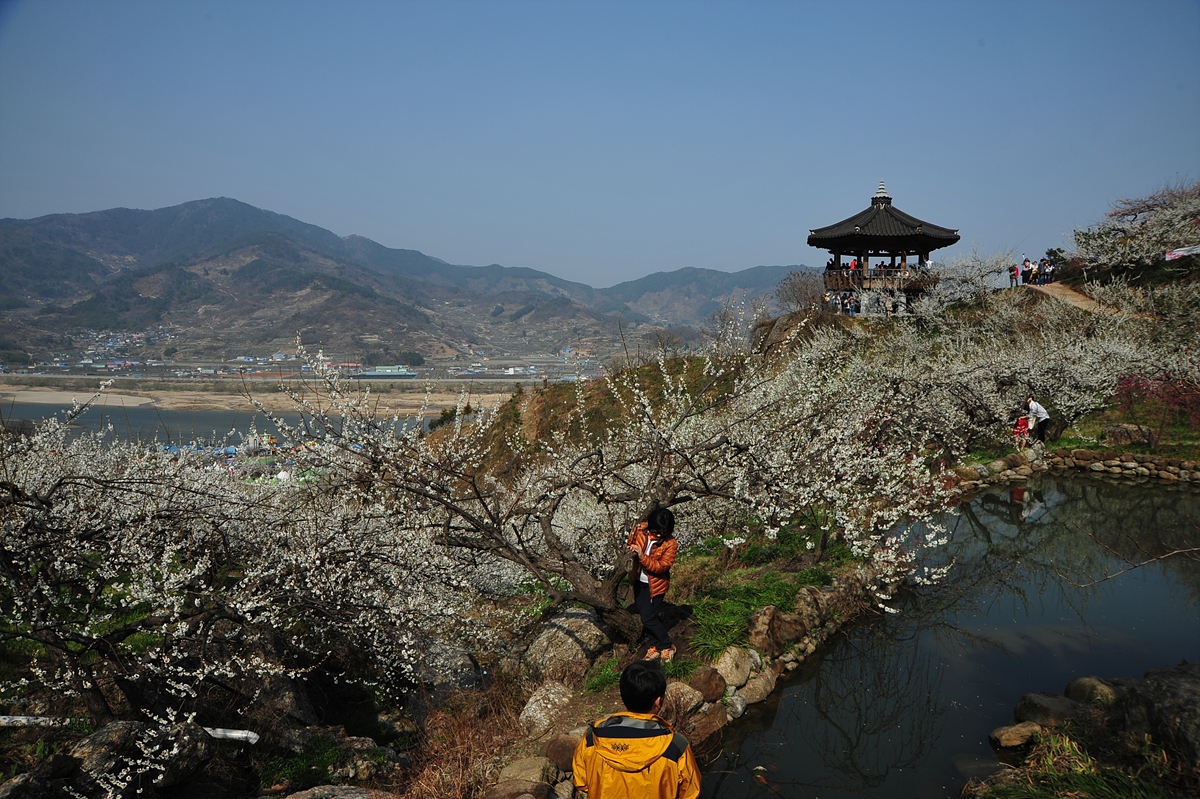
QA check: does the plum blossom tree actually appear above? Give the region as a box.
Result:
[1072,178,1200,273]
[3,263,1189,739]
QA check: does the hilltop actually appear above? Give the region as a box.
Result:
[0,198,806,364]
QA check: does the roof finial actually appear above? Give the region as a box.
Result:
[875,179,889,198]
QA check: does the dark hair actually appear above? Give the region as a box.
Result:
[620,660,667,713]
[647,507,675,539]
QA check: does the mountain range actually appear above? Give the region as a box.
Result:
[0,198,807,364]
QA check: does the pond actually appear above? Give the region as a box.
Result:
[702,475,1200,799]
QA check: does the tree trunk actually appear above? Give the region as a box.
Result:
[598,605,644,644]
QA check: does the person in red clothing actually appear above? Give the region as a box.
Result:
[626,507,678,662]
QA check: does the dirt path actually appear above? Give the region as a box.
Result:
[1027,282,1114,314]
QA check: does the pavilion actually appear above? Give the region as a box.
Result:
[808,181,959,298]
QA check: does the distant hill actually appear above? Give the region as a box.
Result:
[0,198,807,363]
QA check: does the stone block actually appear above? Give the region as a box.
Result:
[482,780,554,799]
[687,702,729,749]
[715,646,754,689]
[499,757,558,785]
[1014,692,1084,727]
[283,788,374,799]
[523,607,611,685]
[520,681,573,737]
[737,670,778,705]
[541,734,581,772]
[664,680,705,718]
[1065,676,1122,705]
[689,666,727,703]
[989,720,1042,748]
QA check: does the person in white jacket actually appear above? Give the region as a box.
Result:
[1026,396,1051,443]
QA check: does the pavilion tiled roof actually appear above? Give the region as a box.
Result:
[807,181,959,249]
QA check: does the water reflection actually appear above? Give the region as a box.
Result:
[702,475,1200,799]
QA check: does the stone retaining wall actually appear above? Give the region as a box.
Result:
[953,444,1199,492]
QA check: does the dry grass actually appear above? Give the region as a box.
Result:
[399,674,527,799]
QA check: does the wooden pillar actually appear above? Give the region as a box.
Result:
[835,251,842,268]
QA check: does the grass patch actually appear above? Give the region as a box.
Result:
[585,655,621,694]
[663,657,699,680]
[257,733,344,789]
[689,572,799,663]
[969,726,1196,799]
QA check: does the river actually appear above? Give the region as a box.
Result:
[702,475,1200,799]
[2,400,304,444]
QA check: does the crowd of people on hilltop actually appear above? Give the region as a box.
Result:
[1008,257,1057,288]
[823,290,859,316]
[824,257,922,277]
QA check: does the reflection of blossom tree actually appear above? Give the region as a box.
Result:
[801,629,946,791]
[702,623,946,797]
[902,477,1200,662]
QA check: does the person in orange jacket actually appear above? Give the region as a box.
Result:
[626,507,678,661]
[573,660,701,799]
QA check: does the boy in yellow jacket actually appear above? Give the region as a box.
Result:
[573,660,701,799]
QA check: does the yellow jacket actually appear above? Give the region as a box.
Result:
[572,711,700,799]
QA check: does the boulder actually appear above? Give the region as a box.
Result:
[520,681,573,737]
[737,670,777,705]
[1014,692,1084,727]
[541,733,581,772]
[283,788,373,799]
[714,647,754,689]
[689,666,727,703]
[152,723,218,787]
[1065,676,1122,705]
[663,681,705,719]
[987,460,1008,475]
[747,606,805,658]
[989,721,1042,748]
[686,703,729,751]
[726,694,748,719]
[70,720,145,782]
[64,720,215,793]
[553,779,576,799]
[1119,662,1200,765]
[0,774,55,799]
[499,756,558,785]
[523,608,611,685]
[482,780,554,799]
[1099,424,1157,447]
[1071,449,1095,461]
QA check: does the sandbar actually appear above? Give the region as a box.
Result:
[0,386,511,416]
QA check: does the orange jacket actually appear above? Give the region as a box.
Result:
[627,522,676,598]
[573,712,700,799]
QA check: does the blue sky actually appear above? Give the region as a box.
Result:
[1,0,1197,287]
